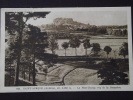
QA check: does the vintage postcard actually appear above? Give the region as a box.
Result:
[0,7,133,92]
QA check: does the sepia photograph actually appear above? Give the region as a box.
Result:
[0,7,132,92]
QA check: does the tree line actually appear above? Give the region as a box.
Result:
[61,35,128,59]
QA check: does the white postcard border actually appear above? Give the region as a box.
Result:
[0,7,133,92]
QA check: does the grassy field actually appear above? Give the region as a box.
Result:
[35,61,104,86]
[64,68,102,85]
[35,58,129,86]
[5,59,129,86]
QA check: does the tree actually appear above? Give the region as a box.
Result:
[62,42,69,56]
[91,43,101,55]
[23,25,49,85]
[104,46,112,58]
[96,27,107,34]
[69,36,81,56]
[88,25,97,33]
[119,42,128,59]
[97,59,128,85]
[122,29,128,36]
[25,27,58,83]
[5,12,50,86]
[48,35,58,54]
[82,38,91,56]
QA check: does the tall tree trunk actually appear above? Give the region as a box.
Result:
[24,66,25,80]
[14,44,21,86]
[22,67,24,78]
[33,45,36,85]
[14,13,23,86]
[9,60,11,86]
[29,66,31,81]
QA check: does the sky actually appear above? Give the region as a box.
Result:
[26,11,127,26]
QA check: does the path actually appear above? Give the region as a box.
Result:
[36,61,102,86]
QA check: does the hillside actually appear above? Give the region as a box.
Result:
[38,18,128,39]
[39,18,90,32]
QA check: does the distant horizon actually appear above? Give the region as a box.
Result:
[36,18,127,27]
[37,17,127,27]
[26,11,127,26]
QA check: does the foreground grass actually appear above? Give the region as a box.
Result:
[36,61,102,86]
[64,68,102,85]
[5,59,129,86]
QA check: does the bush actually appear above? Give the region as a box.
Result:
[97,59,129,85]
